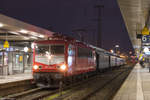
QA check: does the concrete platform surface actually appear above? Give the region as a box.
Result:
[0,73,33,84]
[113,63,150,100]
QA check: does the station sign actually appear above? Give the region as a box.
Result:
[142,35,150,43]
[142,27,149,35]
[3,40,9,48]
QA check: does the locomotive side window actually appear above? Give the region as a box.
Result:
[78,47,93,58]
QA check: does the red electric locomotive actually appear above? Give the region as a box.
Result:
[32,34,96,87]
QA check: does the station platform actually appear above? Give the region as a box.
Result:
[0,73,33,84]
[113,63,150,100]
[0,73,34,97]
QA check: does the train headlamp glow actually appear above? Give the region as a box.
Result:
[60,64,66,70]
[33,65,38,70]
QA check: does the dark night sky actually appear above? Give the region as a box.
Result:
[0,0,134,54]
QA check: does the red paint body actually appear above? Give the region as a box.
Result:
[32,37,96,77]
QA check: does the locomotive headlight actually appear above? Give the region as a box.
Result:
[33,65,39,70]
[60,64,66,70]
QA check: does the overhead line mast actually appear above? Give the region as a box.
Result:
[95,5,104,48]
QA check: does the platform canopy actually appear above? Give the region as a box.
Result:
[0,14,54,41]
[117,0,150,55]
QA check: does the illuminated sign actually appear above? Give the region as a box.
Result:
[142,27,149,35]
[142,35,150,43]
[3,40,9,48]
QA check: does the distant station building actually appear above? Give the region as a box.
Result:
[0,14,53,75]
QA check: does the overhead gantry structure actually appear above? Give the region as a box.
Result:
[117,0,150,55]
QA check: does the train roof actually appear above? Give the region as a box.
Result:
[34,33,121,57]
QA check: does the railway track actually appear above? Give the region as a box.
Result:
[2,65,133,100]
[3,72,101,100]
[2,73,96,100]
[45,65,133,100]
[0,79,35,97]
[84,67,132,100]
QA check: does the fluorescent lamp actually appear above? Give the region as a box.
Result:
[20,29,28,33]
[0,23,4,27]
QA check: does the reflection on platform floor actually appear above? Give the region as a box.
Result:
[0,50,33,76]
[0,73,32,84]
[113,63,150,100]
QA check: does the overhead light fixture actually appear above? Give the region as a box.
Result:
[31,32,45,38]
[31,32,38,36]
[20,29,28,33]
[115,45,119,48]
[0,23,4,27]
[23,37,30,40]
[30,36,38,39]
[39,35,45,38]
[9,31,19,35]
[110,49,114,53]
[24,47,29,52]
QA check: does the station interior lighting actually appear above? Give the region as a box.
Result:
[20,29,28,33]
[15,49,19,51]
[24,47,29,52]
[23,37,30,40]
[115,45,119,48]
[129,51,132,54]
[31,32,39,37]
[143,47,149,53]
[120,55,125,58]
[0,23,4,27]
[9,31,19,35]
[39,35,45,38]
[30,36,38,39]
[110,49,114,53]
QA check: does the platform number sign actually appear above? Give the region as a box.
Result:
[142,35,150,43]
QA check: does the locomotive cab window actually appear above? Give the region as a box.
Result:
[51,45,64,54]
[35,44,65,65]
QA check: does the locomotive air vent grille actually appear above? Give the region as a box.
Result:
[39,65,42,69]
